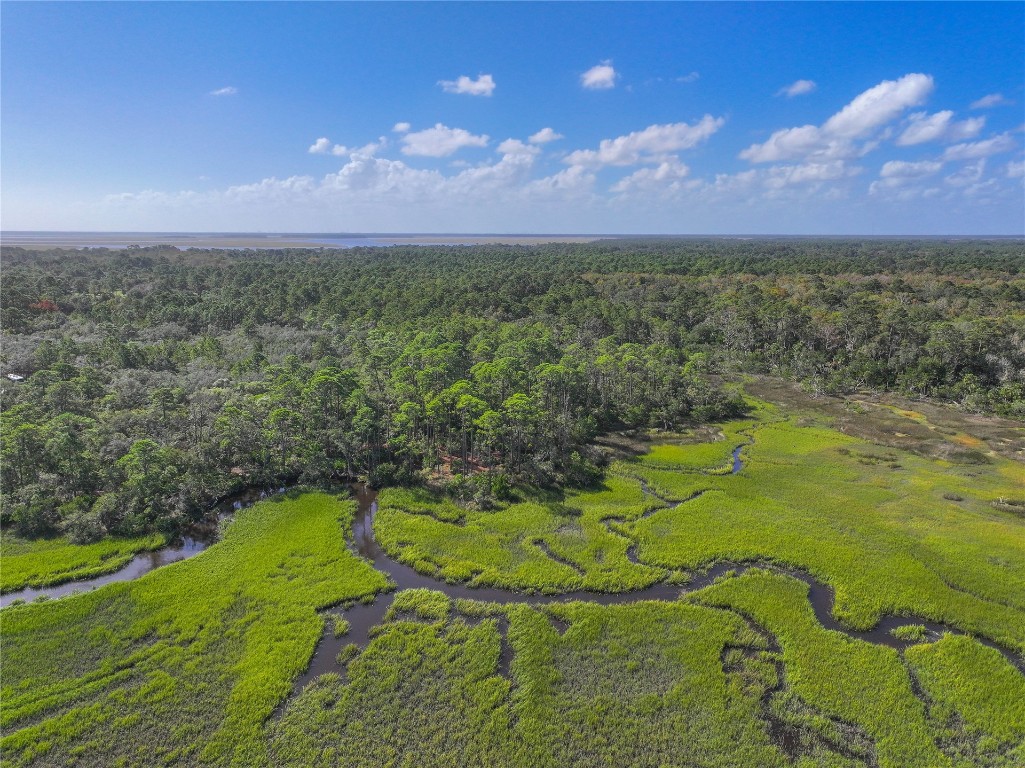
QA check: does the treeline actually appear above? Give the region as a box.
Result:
[1,239,1022,541]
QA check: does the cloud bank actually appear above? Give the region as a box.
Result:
[82,73,1023,234]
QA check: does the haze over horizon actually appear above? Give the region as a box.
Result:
[3,2,1023,235]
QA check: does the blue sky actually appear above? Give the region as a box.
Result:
[3,2,1023,234]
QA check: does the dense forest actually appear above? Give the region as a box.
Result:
[1,239,1022,542]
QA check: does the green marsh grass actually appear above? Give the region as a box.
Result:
[692,569,948,767]
[271,591,791,767]
[375,477,666,594]
[4,393,1024,766]
[906,634,1025,764]
[0,533,167,593]
[376,400,1025,655]
[1,492,389,767]
[365,396,1025,764]
[629,413,1025,650]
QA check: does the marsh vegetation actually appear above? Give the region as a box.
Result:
[2,240,1024,766]
[3,389,1024,767]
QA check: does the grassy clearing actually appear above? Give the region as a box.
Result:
[634,416,755,473]
[502,599,785,767]
[906,634,1025,766]
[376,397,1025,655]
[374,480,666,594]
[271,590,795,767]
[692,569,948,768]
[629,407,1025,651]
[0,492,389,767]
[270,606,512,767]
[0,533,167,593]
[272,581,1025,767]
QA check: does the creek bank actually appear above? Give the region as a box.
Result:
[287,485,1024,709]
[0,485,292,608]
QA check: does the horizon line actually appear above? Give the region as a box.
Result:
[3,231,1024,238]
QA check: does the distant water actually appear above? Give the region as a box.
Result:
[0,232,607,250]
[299,237,465,248]
[6,232,1016,250]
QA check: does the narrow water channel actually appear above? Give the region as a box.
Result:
[0,538,208,608]
[289,483,1024,699]
[5,474,1022,682]
[2,436,753,610]
[0,486,287,608]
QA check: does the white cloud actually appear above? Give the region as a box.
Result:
[401,123,489,157]
[897,112,950,145]
[352,139,386,157]
[309,137,333,154]
[971,93,1011,109]
[529,127,563,144]
[677,71,700,84]
[611,157,691,194]
[946,117,986,142]
[942,133,1017,161]
[822,74,933,138]
[945,160,986,187]
[740,125,851,163]
[581,61,617,90]
[961,178,1001,200]
[82,104,1024,233]
[763,161,855,189]
[741,73,934,163]
[526,165,596,198]
[697,161,859,203]
[209,86,238,97]
[869,160,944,196]
[880,160,944,178]
[310,137,386,157]
[306,141,544,203]
[777,79,816,98]
[564,116,724,168]
[897,111,985,145]
[319,156,438,197]
[873,158,943,192]
[445,151,538,197]
[497,138,540,156]
[225,175,316,202]
[438,74,496,97]
[709,169,759,195]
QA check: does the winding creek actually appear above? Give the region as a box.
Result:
[4,433,1023,722]
[0,537,210,608]
[290,481,1025,703]
[0,486,287,608]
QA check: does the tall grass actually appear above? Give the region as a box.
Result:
[1,492,389,767]
[1,533,167,593]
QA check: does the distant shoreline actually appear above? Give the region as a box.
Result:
[0,232,609,249]
[1,232,1021,250]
